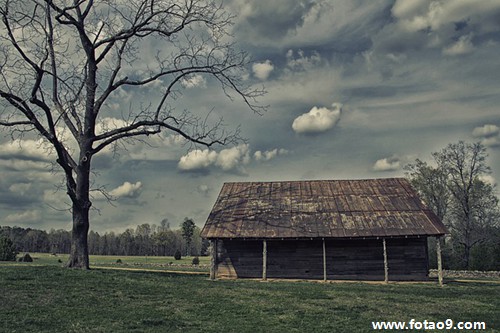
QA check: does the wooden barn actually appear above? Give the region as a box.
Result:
[201,178,448,283]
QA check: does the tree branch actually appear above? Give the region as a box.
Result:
[91,117,235,155]
[0,119,32,126]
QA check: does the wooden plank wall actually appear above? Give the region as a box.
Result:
[217,240,262,278]
[386,238,429,280]
[216,238,429,281]
[327,239,385,280]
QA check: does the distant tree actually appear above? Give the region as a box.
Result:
[136,224,153,255]
[0,235,18,261]
[191,226,204,256]
[119,229,135,256]
[435,142,498,269]
[181,218,196,256]
[88,231,100,255]
[0,0,265,269]
[406,141,499,269]
[404,159,450,221]
[160,218,170,232]
[48,229,71,254]
[153,228,177,256]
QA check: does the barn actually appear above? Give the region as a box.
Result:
[201,178,448,283]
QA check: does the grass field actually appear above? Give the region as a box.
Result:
[9,253,210,273]
[1,263,499,333]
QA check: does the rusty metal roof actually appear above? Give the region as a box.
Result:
[201,178,448,239]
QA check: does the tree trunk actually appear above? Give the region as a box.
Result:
[66,203,90,269]
[66,158,92,269]
[464,243,471,270]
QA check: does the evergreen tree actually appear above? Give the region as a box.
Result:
[0,236,18,261]
[181,218,196,256]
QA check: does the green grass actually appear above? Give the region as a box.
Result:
[0,265,498,333]
[9,253,210,272]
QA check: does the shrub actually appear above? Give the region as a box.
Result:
[174,250,182,260]
[116,259,122,264]
[192,256,200,265]
[0,236,18,261]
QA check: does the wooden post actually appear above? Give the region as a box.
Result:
[262,239,267,281]
[322,238,327,282]
[436,236,443,287]
[210,239,217,281]
[383,238,389,283]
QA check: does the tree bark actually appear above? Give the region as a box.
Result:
[67,203,90,269]
[66,158,92,269]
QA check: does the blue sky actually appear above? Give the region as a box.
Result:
[1,0,500,232]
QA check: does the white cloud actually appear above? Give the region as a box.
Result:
[479,175,497,186]
[0,159,50,172]
[480,136,500,148]
[393,1,500,34]
[95,117,130,136]
[178,149,218,170]
[110,181,143,198]
[177,144,251,172]
[9,183,32,195]
[215,144,250,171]
[373,156,401,172]
[443,34,474,56]
[395,1,443,32]
[374,0,500,61]
[254,148,288,161]
[391,1,430,19]
[0,138,53,162]
[4,210,40,224]
[181,74,207,88]
[472,124,500,147]
[472,124,499,137]
[252,60,274,80]
[197,184,211,196]
[292,103,342,134]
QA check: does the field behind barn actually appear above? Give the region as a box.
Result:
[1,260,499,333]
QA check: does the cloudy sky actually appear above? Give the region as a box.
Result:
[1,0,500,232]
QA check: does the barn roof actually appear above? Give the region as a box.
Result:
[201,178,447,239]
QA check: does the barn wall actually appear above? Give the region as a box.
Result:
[327,239,385,280]
[216,240,262,278]
[386,238,429,280]
[216,237,429,281]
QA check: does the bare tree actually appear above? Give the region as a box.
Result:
[404,158,450,221]
[434,141,496,269]
[406,141,499,269]
[0,0,265,268]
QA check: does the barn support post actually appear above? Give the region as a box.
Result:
[262,239,267,281]
[383,238,389,283]
[436,236,443,287]
[322,238,327,282]
[209,239,217,281]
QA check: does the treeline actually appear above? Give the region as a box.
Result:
[0,222,208,257]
